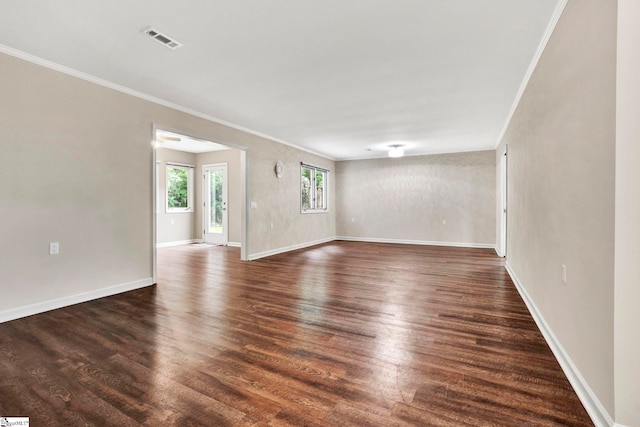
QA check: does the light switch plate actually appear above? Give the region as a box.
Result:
[50,242,60,255]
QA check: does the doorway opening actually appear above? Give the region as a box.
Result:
[152,126,248,282]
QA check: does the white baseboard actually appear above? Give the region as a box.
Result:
[336,236,495,250]
[0,277,154,323]
[248,236,336,261]
[227,241,241,247]
[156,239,202,248]
[248,236,494,260]
[505,263,614,427]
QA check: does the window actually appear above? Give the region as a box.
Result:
[166,163,194,212]
[301,163,328,212]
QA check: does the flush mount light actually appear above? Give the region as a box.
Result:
[388,145,405,158]
[157,136,181,142]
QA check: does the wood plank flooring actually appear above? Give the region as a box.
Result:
[0,242,593,426]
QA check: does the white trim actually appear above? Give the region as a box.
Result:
[248,236,336,261]
[152,125,158,284]
[240,150,248,261]
[498,146,508,258]
[494,247,504,257]
[0,278,154,324]
[156,239,202,248]
[505,263,614,427]
[0,44,334,161]
[165,161,196,169]
[227,241,241,247]
[336,236,495,250]
[494,0,568,148]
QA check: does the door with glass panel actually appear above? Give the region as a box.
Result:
[203,164,227,245]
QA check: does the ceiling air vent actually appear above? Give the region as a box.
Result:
[143,27,183,50]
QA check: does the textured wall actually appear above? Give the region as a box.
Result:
[247,138,335,256]
[156,148,196,244]
[336,151,495,246]
[196,148,243,244]
[0,51,335,313]
[496,0,616,416]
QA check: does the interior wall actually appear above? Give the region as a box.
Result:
[496,0,616,418]
[615,0,640,424]
[335,151,495,246]
[0,51,335,317]
[156,148,197,245]
[196,148,243,245]
[247,139,336,257]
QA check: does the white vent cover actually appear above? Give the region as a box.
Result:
[143,27,183,50]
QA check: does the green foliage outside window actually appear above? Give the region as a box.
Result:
[301,165,327,211]
[211,171,223,227]
[168,167,189,208]
[301,167,312,210]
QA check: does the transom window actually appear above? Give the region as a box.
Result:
[301,163,328,213]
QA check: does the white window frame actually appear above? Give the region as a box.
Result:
[166,162,194,213]
[301,163,329,213]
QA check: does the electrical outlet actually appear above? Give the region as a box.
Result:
[562,265,567,284]
[442,219,447,225]
[49,242,60,255]
[270,222,274,230]
[351,217,355,222]
[250,201,258,209]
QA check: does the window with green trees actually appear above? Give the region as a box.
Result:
[166,165,193,212]
[301,164,328,212]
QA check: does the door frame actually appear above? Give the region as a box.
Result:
[203,163,228,245]
[498,146,508,257]
[152,124,249,284]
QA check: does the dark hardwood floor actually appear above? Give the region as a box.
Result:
[0,242,593,426]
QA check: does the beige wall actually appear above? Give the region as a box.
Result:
[496,0,616,419]
[615,0,640,425]
[196,148,243,244]
[247,139,335,257]
[0,51,335,315]
[156,148,197,244]
[336,151,495,246]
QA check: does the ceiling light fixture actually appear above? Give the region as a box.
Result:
[388,145,404,158]
[157,136,181,142]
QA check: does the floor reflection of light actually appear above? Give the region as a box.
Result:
[362,300,417,407]
[297,264,328,324]
[296,244,345,325]
[302,243,346,260]
[373,306,412,364]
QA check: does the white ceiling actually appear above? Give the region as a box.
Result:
[0,0,561,160]
[156,129,230,153]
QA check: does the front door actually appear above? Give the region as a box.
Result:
[203,164,228,245]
